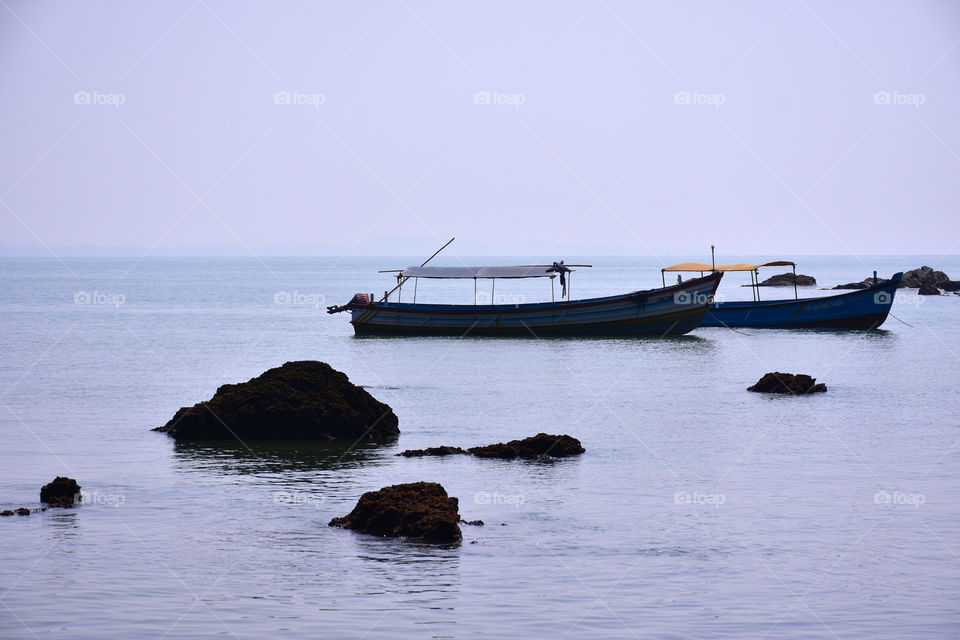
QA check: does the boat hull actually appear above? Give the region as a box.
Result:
[346,273,722,337]
[701,273,903,329]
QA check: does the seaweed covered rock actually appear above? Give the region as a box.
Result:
[40,476,81,506]
[468,433,585,459]
[748,372,826,394]
[329,482,461,543]
[397,446,466,457]
[155,361,399,441]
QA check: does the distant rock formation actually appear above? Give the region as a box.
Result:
[329,482,461,543]
[939,281,960,292]
[397,433,585,460]
[748,372,826,394]
[154,361,399,441]
[754,272,816,287]
[40,477,81,507]
[834,266,951,290]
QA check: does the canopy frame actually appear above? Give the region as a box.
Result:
[661,259,799,301]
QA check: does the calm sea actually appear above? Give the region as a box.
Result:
[1,256,958,639]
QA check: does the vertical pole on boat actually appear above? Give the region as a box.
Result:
[491,279,495,306]
[755,270,761,302]
[792,264,798,300]
[568,272,572,301]
[551,277,555,302]
[661,270,665,287]
[711,245,716,271]
[474,278,477,307]
[413,277,418,305]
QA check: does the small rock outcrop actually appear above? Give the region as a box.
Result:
[918,282,941,295]
[40,477,81,507]
[329,482,461,543]
[15,507,30,516]
[755,272,816,287]
[155,361,399,441]
[748,372,826,394]
[832,280,871,290]
[1,510,13,516]
[939,281,960,292]
[397,433,586,460]
[397,446,466,457]
[468,433,585,459]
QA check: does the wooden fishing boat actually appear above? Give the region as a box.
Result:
[328,261,723,337]
[661,259,903,329]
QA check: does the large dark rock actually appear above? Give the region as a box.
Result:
[155,361,399,441]
[40,477,81,507]
[755,272,816,287]
[748,372,826,394]
[901,266,949,288]
[397,446,466,457]
[918,282,941,295]
[468,433,585,459]
[329,482,461,543]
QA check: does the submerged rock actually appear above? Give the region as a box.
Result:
[468,433,585,459]
[748,372,826,394]
[0,510,13,516]
[155,361,399,441]
[397,446,466,457]
[15,508,30,516]
[329,482,461,543]
[40,477,81,507]
[918,282,941,295]
[755,272,816,287]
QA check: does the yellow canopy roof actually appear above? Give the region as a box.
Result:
[662,260,795,272]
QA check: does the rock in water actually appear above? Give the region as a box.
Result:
[468,433,585,459]
[832,280,870,290]
[755,272,816,287]
[40,477,81,506]
[748,372,826,394]
[918,282,941,295]
[155,361,399,441]
[939,281,960,292]
[329,482,461,543]
[397,446,467,457]
[901,266,949,288]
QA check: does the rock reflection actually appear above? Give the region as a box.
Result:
[171,438,396,475]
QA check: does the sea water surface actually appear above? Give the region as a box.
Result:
[1,256,958,639]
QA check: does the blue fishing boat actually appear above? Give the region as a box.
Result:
[328,261,723,337]
[661,259,903,329]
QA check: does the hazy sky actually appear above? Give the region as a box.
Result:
[1,1,958,257]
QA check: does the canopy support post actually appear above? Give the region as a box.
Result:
[661,270,665,287]
[755,270,761,302]
[413,278,418,305]
[551,277,555,302]
[491,279,495,306]
[793,265,798,300]
[474,278,477,307]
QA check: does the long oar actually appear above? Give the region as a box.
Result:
[378,237,455,303]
